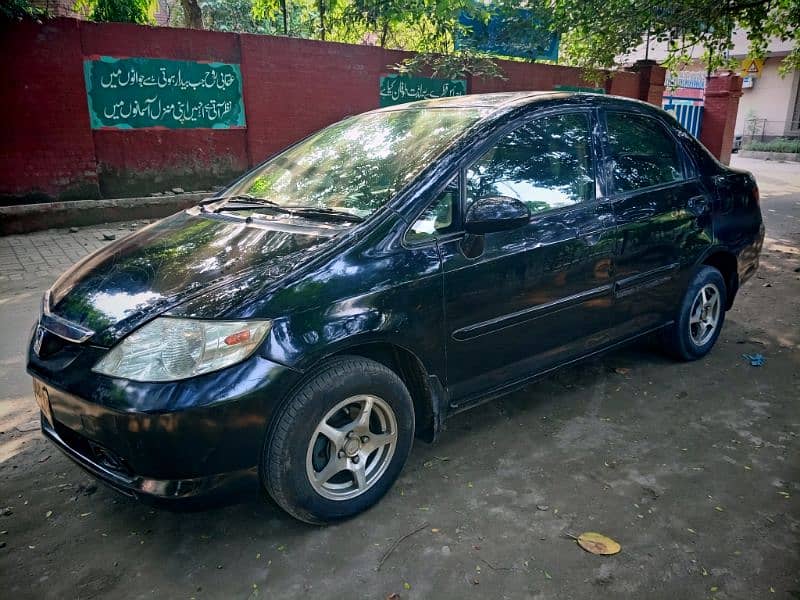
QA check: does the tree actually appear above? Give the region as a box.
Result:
[252,0,317,37]
[75,0,157,23]
[201,0,269,32]
[181,0,204,27]
[552,0,800,75]
[0,0,45,22]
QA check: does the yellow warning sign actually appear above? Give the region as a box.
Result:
[740,58,764,78]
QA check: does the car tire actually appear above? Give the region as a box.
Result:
[663,265,727,361]
[261,355,414,524]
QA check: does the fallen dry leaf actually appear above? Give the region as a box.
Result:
[576,532,621,555]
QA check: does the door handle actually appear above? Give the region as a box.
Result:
[687,195,709,215]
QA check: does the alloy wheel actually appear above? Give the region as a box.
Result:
[688,283,721,346]
[305,394,398,501]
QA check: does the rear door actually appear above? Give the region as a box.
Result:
[600,109,714,340]
[435,109,617,406]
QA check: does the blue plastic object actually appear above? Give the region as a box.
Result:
[742,353,765,367]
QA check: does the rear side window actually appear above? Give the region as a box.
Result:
[466,112,595,215]
[606,112,684,193]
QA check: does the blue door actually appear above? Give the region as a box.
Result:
[663,98,704,138]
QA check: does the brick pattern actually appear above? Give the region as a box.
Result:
[0,222,137,287]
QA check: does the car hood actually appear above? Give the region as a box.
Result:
[48,211,339,347]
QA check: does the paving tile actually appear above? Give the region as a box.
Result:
[0,222,138,280]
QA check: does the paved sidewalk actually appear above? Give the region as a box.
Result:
[0,221,141,285]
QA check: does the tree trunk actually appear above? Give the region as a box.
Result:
[317,0,326,40]
[379,18,389,47]
[180,0,203,29]
[281,0,288,35]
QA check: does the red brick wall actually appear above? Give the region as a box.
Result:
[472,62,585,93]
[240,34,411,164]
[79,22,250,196]
[700,75,744,166]
[0,19,99,201]
[607,71,641,98]
[0,18,665,203]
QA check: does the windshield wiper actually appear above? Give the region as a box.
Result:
[209,197,364,223]
[282,206,365,223]
[212,195,289,214]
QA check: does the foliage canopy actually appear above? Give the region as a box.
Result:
[76,0,158,24]
[23,0,796,78]
[554,0,800,76]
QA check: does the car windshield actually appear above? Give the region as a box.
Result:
[224,108,482,219]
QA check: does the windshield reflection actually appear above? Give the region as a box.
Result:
[228,108,481,218]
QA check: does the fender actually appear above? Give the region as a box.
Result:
[263,320,450,442]
[691,244,742,308]
[693,243,736,269]
[263,309,446,383]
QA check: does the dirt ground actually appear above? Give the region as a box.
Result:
[0,157,798,599]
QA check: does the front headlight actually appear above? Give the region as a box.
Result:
[92,318,271,382]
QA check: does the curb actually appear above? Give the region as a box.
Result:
[0,193,211,236]
[738,150,800,162]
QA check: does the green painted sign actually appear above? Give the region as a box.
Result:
[84,56,246,129]
[379,75,467,107]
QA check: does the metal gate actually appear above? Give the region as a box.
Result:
[662,96,704,138]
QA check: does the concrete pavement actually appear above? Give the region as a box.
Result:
[0,157,798,599]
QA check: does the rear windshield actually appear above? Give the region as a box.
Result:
[227,108,481,218]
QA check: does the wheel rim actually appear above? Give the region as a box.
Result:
[689,283,721,346]
[305,394,398,501]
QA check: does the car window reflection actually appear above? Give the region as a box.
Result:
[466,113,595,215]
[606,112,684,193]
[231,109,481,219]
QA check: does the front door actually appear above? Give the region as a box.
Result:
[438,110,617,406]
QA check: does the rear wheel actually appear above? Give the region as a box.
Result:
[262,356,414,523]
[663,266,727,361]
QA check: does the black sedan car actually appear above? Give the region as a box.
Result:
[28,92,763,523]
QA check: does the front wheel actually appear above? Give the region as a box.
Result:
[663,265,727,361]
[262,356,414,523]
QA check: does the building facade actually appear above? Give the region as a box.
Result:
[623,30,799,141]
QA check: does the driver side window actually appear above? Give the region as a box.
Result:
[466,112,595,215]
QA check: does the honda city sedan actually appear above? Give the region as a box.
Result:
[27,92,764,523]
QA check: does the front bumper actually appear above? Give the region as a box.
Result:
[41,414,254,498]
[28,343,301,495]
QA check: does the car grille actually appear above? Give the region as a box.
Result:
[36,329,74,359]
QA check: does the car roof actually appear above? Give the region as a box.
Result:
[376,91,662,118]
[392,91,565,109]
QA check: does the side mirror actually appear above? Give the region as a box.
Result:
[464,196,531,235]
